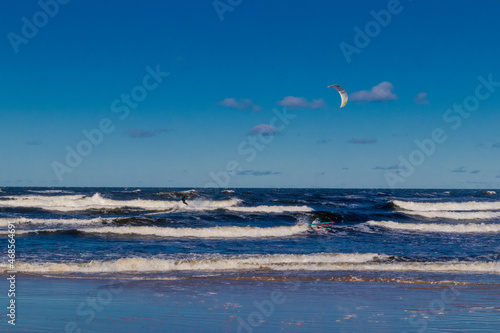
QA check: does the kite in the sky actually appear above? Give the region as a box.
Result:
[328,84,348,108]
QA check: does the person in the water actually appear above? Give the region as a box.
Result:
[181,197,188,205]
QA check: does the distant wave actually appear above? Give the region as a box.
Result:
[10,224,311,238]
[114,189,141,194]
[27,190,71,194]
[155,189,196,197]
[0,193,312,213]
[402,210,500,220]
[226,205,313,213]
[367,220,500,233]
[392,200,500,212]
[5,253,500,274]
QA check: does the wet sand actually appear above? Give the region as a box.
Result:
[1,274,499,332]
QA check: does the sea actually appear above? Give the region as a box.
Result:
[1,188,500,332]
[2,187,500,282]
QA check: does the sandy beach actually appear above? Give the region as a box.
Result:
[1,274,498,332]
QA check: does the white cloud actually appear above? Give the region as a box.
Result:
[350,82,397,102]
[413,92,429,104]
[219,98,260,111]
[247,124,279,136]
[277,96,325,109]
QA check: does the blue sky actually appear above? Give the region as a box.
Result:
[1,0,499,188]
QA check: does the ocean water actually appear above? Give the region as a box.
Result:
[1,187,500,284]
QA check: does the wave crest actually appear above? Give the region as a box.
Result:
[5,253,500,274]
[0,193,312,213]
[3,253,386,273]
[367,220,500,233]
[392,200,500,212]
[14,224,310,238]
[402,210,500,220]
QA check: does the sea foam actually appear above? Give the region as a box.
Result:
[0,193,312,213]
[4,253,500,274]
[401,210,500,220]
[392,200,500,212]
[0,217,108,227]
[4,224,310,238]
[367,220,500,233]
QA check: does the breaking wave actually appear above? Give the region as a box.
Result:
[226,205,313,213]
[5,253,500,274]
[9,224,311,238]
[27,190,71,194]
[367,220,500,233]
[392,200,500,212]
[401,210,500,220]
[0,193,312,213]
[0,193,237,212]
[0,217,108,227]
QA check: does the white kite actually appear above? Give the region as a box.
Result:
[328,84,348,108]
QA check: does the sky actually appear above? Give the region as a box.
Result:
[1,0,500,188]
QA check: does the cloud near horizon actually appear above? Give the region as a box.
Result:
[219,98,261,112]
[350,82,397,102]
[126,128,171,138]
[317,138,331,145]
[413,92,429,104]
[451,166,467,173]
[277,96,325,109]
[237,170,282,176]
[372,165,402,170]
[348,138,377,144]
[247,124,279,136]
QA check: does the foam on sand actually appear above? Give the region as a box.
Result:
[392,200,500,212]
[367,220,500,233]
